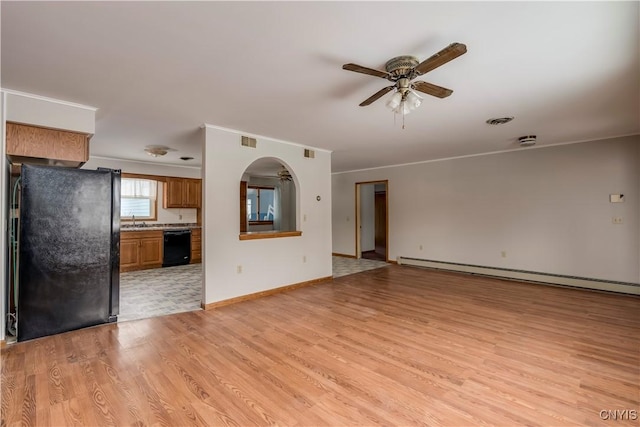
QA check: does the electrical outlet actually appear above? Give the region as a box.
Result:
[179,214,183,220]
[419,244,423,250]
[303,214,307,222]
[237,265,242,274]
[501,251,507,258]
[303,255,307,263]
[612,217,623,224]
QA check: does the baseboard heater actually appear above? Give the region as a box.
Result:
[397,257,640,296]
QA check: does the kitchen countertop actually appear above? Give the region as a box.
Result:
[121,223,201,232]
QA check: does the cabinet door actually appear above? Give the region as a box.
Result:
[184,179,201,208]
[190,229,202,263]
[6,122,89,164]
[140,237,163,267]
[164,178,184,208]
[120,239,140,271]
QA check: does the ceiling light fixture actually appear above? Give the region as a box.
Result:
[385,78,423,129]
[144,145,171,157]
[386,79,423,115]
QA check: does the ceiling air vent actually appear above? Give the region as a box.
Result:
[486,116,514,125]
[304,149,315,158]
[241,136,257,148]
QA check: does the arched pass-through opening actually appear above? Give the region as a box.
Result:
[239,157,301,240]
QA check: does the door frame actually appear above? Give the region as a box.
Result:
[355,180,389,261]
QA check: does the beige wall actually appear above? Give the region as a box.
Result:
[333,136,640,284]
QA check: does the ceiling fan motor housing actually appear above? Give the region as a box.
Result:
[385,56,419,78]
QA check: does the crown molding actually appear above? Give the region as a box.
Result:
[0,88,98,111]
[332,133,640,175]
[201,123,332,154]
[89,155,201,170]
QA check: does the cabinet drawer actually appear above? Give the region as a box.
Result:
[121,230,163,240]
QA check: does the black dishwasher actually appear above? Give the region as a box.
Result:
[163,229,191,267]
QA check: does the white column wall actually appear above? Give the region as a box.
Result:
[202,125,332,304]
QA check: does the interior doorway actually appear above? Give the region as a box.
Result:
[355,180,388,261]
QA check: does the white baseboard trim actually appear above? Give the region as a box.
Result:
[397,257,640,295]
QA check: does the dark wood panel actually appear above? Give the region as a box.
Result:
[2,266,639,426]
[240,180,247,233]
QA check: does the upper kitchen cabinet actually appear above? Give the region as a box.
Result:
[6,122,90,168]
[163,177,201,208]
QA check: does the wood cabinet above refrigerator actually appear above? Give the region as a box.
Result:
[6,121,90,168]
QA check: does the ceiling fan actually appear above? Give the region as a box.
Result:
[278,166,293,182]
[342,42,467,114]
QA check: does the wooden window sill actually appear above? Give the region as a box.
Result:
[239,231,302,241]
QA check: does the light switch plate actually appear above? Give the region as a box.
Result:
[610,194,625,203]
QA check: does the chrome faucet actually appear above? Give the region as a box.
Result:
[132,214,136,226]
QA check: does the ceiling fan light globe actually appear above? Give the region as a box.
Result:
[406,91,423,110]
[386,92,402,110]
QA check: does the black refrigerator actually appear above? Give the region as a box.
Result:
[17,165,120,342]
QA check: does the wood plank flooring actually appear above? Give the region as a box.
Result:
[2,265,639,426]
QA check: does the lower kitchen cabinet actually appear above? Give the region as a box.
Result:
[191,228,201,264]
[120,230,163,272]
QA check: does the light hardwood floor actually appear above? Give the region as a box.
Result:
[2,265,639,426]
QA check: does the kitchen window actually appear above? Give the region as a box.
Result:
[121,178,158,220]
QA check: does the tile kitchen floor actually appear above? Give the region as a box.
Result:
[118,263,202,322]
[118,257,389,322]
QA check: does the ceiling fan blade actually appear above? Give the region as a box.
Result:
[412,81,453,98]
[359,86,395,106]
[343,63,391,79]
[414,43,467,76]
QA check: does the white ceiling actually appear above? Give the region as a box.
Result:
[2,2,638,173]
